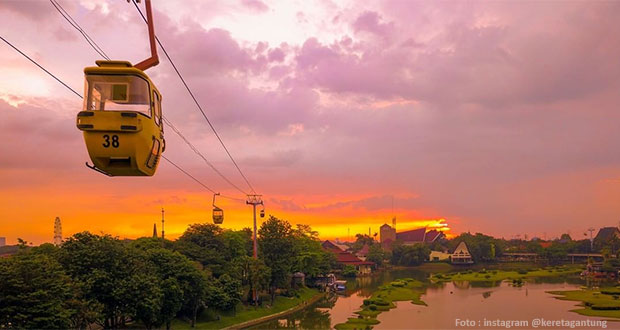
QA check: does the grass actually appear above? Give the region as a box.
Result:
[400,262,455,272]
[171,287,320,329]
[334,278,425,330]
[548,288,620,319]
[430,265,582,283]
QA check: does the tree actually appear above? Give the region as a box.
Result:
[342,265,357,277]
[239,256,271,303]
[140,247,209,329]
[366,244,386,267]
[449,233,504,262]
[292,224,332,278]
[0,244,77,329]
[351,234,374,252]
[391,243,430,266]
[217,274,243,313]
[59,232,139,328]
[175,223,227,276]
[219,229,253,278]
[542,242,570,265]
[159,278,183,330]
[258,216,295,303]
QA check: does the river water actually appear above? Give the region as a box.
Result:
[250,269,617,329]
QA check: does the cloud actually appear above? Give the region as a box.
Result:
[352,11,394,38]
[240,0,269,13]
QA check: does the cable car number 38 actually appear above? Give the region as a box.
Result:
[102,135,120,148]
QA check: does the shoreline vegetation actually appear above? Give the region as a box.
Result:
[334,278,426,330]
[429,265,582,283]
[330,263,592,330]
[548,288,620,319]
[172,288,324,329]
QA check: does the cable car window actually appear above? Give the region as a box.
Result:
[153,91,162,126]
[85,75,151,117]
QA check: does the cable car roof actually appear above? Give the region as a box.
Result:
[84,60,152,81]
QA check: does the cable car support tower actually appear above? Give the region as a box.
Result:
[246,194,264,304]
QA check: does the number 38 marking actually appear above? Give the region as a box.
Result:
[103,135,120,148]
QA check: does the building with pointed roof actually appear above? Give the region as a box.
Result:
[595,227,620,242]
[380,224,445,250]
[451,241,474,264]
[322,240,374,275]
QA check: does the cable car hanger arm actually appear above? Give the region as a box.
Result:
[133,0,158,71]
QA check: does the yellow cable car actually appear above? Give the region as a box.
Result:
[77,0,162,176]
[77,61,164,176]
[213,193,224,224]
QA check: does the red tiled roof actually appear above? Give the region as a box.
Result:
[396,228,426,242]
[335,251,374,265]
[539,242,552,248]
[357,244,370,256]
[394,228,445,243]
[322,240,344,252]
[425,230,444,242]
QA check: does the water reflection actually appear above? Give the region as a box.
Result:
[250,269,612,329]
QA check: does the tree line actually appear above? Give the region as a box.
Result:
[0,216,334,329]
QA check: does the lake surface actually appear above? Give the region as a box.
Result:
[250,269,617,329]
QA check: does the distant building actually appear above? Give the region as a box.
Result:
[322,240,350,252]
[595,227,620,242]
[380,224,396,247]
[380,224,445,250]
[53,217,62,246]
[153,223,158,238]
[355,244,370,260]
[430,250,451,261]
[451,241,474,264]
[322,240,374,275]
[0,237,5,247]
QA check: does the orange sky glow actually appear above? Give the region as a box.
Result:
[2,0,620,245]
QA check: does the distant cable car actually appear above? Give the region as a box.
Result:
[260,205,265,218]
[77,0,162,176]
[213,193,224,224]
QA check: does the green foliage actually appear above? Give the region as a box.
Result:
[351,234,374,252]
[0,218,334,329]
[342,264,358,277]
[390,243,430,266]
[291,224,333,278]
[0,245,78,329]
[448,232,504,262]
[175,223,227,275]
[366,244,387,267]
[259,216,296,300]
[59,232,144,328]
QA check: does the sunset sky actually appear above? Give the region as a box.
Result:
[2,0,620,245]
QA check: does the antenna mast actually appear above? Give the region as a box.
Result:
[161,208,165,242]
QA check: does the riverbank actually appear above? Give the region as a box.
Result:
[430,265,582,282]
[548,288,620,319]
[334,278,425,330]
[171,287,322,329]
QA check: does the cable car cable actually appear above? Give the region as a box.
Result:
[0,35,244,201]
[162,116,249,195]
[49,0,110,61]
[162,155,244,202]
[131,0,258,195]
[45,4,250,194]
[0,35,82,99]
